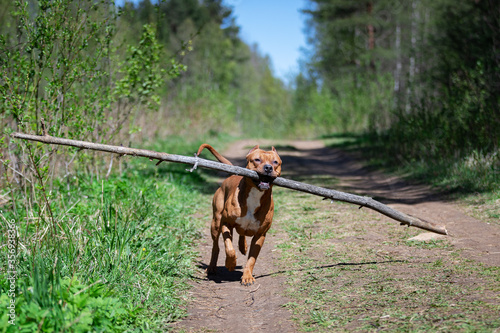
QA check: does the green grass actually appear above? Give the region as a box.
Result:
[0,138,218,332]
[326,133,499,191]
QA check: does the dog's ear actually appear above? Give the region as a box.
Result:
[272,146,278,153]
[247,145,260,156]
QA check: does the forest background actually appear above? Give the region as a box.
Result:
[0,0,498,331]
[1,0,499,186]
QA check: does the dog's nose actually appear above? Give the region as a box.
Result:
[263,164,273,173]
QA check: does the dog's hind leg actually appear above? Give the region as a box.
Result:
[207,218,221,274]
[238,235,247,255]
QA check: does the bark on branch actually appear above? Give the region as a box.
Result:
[11,132,448,235]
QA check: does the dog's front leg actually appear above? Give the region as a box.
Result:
[222,224,237,271]
[241,233,266,286]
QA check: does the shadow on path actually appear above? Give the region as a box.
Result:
[194,259,413,284]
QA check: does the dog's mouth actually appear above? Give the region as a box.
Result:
[253,174,275,191]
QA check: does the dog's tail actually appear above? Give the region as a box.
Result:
[196,144,233,165]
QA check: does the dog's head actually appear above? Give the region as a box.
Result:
[245,145,282,191]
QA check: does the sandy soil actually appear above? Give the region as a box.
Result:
[175,139,500,332]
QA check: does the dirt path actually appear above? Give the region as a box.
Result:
[176,139,500,332]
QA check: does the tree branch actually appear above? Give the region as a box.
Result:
[11,132,448,235]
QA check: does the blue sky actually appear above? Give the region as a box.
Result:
[226,0,309,82]
[116,0,309,83]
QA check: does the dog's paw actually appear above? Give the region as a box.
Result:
[241,274,255,286]
[206,265,217,275]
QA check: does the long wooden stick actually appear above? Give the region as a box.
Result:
[11,132,448,235]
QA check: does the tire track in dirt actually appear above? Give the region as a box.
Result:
[176,139,500,332]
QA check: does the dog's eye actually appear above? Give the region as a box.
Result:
[254,158,261,163]
[273,160,279,165]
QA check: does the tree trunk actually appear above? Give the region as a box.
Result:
[366,1,376,71]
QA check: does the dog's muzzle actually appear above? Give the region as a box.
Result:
[254,174,276,191]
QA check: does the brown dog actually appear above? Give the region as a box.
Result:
[196,144,282,286]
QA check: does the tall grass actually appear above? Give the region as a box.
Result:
[0,140,207,331]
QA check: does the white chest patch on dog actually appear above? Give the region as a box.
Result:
[235,187,263,232]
